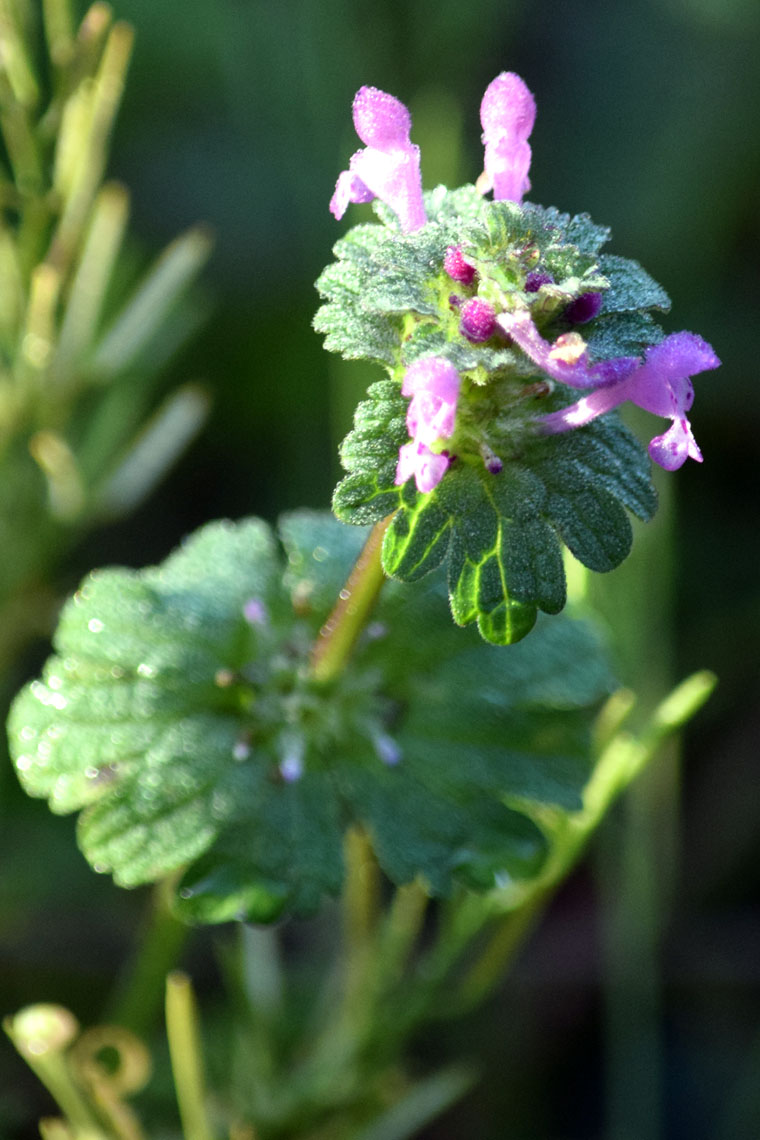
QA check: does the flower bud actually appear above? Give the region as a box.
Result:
[444,245,476,285]
[460,298,496,343]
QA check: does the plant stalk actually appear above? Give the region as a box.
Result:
[310,515,392,683]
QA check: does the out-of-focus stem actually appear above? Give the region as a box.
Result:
[342,826,381,963]
[310,516,392,683]
[165,972,214,1140]
[3,1004,101,1134]
[107,880,189,1038]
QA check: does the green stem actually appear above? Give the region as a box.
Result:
[310,516,392,683]
[342,826,381,972]
[4,1005,103,1136]
[106,879,190,1037]
[165,972,214,1140]
[454,893,546,1013]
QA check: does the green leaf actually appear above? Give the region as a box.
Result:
[382,488,451,581]
[586,311,664,359]
[599,254,671,315]
[8,513,615,923]
[371,411,653,645]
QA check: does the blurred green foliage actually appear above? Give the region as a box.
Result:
[1,0,759,1137]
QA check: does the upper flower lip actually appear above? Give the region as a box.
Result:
[330,71,538,231]
[329,85,426,233]
[352,86,413,149]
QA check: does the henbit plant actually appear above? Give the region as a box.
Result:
[5,57,718,1140]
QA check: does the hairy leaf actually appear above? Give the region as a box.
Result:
[8,514,614,923]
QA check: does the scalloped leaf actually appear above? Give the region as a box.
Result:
[599,254,671,314]
[8,513,615,923]
[333,367,656,644]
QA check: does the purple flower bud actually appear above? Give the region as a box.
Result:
[233,739,251,761]
[480,443,504,474]
[524,270,554,293]
[444,245,476,285]
[243,598,268,626]
[330,86,426,233]
[565,291,604,324]
[374,732,401,766]
[480,72,536,203]
[460,298,497,343]
[279,741,304,783]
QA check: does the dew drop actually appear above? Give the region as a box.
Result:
[312,546,328,563]
[88,619,104,633]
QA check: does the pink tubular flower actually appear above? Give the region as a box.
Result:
[395,357,461,493]
[497,309,597,388]
[480,72,536,202]
[395,441,450,494]
[329,86,427,233]
[539,331,721,471]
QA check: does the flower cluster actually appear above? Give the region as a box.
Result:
[330,73,719,490]
[395,358,460,492]
[499,314,719,470]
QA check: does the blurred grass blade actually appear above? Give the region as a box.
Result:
[165,973,214,1140]
[0,68,43,191]
[52,180,129,381]
[94,382,210,518]
[29,429,86,520]
[355,1066,476,1140]
[0,0,40,107]
[17,262,61,383]
[92,227,213,377]
[50,18,134,271]
[43,0,76,70]
[0,223,25,343]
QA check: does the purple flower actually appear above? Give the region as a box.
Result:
[329,86,427,233]
[540,331,721,471]
[480,72,536,203]
[444,245,476,285]
[459,298,497,343]
[402,356,460,443]
[395,357,461,492]
[401,356,461,402]
[406,388,458,445]
[497,309,596,388]
[565,291,604,325]
[395,440,450,493]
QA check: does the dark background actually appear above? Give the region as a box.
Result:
[1,1,759,1136]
